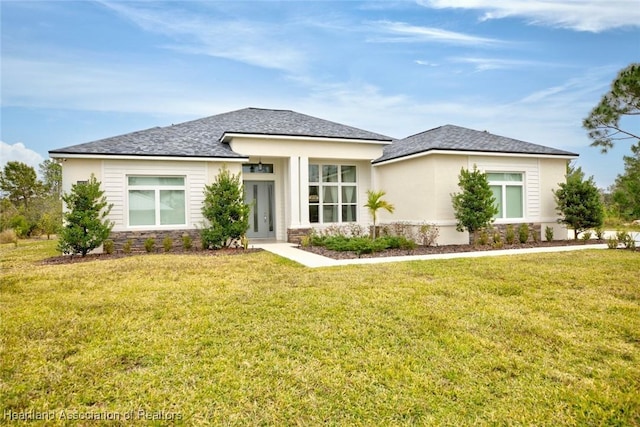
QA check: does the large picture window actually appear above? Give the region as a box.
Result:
[309,164,357,223]
[128,176,186,226]
[488,172,524,219]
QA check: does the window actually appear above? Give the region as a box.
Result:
[309,164,357,223]
[488,172,524,219]
[242,163,274,174]
[128,176,186,226]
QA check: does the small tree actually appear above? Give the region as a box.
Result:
[364,190,394,239]
[553,165,604,240]
[58,175,113,256]
[201,166,250,249]
[451,165,498,243]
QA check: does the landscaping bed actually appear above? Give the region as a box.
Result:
[301,239,604,260]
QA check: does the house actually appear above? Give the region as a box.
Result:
[49,107,577,247]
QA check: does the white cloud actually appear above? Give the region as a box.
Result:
[418,0,640,32]
[98,1,306,72]
[1,141,44,170]
[368,20,504,45]
[450,56,558,72]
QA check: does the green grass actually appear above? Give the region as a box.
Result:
[1,240,639,426]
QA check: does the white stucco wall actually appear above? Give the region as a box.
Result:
[60,159,103,193]
[374,153,571,245]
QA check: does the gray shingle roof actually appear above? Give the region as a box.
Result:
[373,124,578,164]
[49,108,393,158]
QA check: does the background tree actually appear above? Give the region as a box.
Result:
[451,165,498,243]
[611,145,640,221]
[0,161,42,210]
[39,159,62,198]
[201,167,249,249]
[364,190,395,239]
[553,165,604,240]
[583,63,640,153]
[58,175,113,256]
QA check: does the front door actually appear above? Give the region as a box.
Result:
[244,181,275,239]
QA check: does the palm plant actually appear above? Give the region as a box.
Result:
[365,190,395,239]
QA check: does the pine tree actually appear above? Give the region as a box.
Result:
[201,167,250,248]
[451,165,498,242]
[58,175,113,256]
[554,165,604,240]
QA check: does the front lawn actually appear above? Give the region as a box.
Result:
[1,240,639,425]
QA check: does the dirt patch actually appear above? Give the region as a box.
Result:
[41,248,263,265]
[300,239,604,260]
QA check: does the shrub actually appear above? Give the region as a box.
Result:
[241,235,249,250]
[518,223,530,244]
[0,229,18,246]
[182,234,193,251]
[545,226,554,242]
[418,223,439,247]
[607,237,619,249]
[201,167,250,249]
[451,165,498,242]
[581,230,593,242]
[492,229,502,245]
[531,228,540,243]
[103,239,114,255]
[58,175,113,257]
[123,239,133,254]
[595,227,605,240]
[163,237,173,253]
[144,238,155,253]
[505,225,516,244]
[554,165,604,240]
[300,235,311,247]
[476,229,490,246]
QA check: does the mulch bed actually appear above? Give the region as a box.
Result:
[41,248,263,265]
[299,239,605,260]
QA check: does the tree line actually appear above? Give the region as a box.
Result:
[0,160,62,239]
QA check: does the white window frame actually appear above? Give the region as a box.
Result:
[127,176,187,228]
[488,172,525,220]
[309,164,358,224]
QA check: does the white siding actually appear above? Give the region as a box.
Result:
[103,160,208,232]
[471,156,541,221]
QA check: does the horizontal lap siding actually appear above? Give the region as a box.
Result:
[104,160,207,232]
[472,156,541,220]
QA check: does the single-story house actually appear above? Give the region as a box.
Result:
[49,107,577,247]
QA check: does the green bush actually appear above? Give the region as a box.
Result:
[505,225,516,244]
[182,234,192,251]
[201,167,249,249]
[595,227,605,240]
[163,237,173,253]
[476,229,490,246]
[518,223,529,244]
[144,238,155,253]
[581,230,593,242]
[545,226,554,242]
[607,237,619,249]
[123,239,132,254]
[103,239,114,255]
[58,175,113,257]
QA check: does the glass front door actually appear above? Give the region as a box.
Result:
[244,181,275,239]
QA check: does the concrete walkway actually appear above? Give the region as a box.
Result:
[253,242,609,268]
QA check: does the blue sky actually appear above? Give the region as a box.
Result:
[1,0,639,188]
